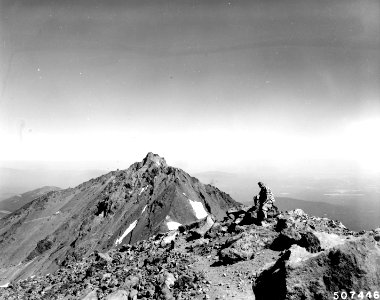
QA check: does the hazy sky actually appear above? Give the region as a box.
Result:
[1,0,379,172]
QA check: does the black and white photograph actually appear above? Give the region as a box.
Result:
[0,0,379,299]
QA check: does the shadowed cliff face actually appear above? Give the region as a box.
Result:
[0,153,239,284]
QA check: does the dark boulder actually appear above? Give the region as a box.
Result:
[239,206,259,225]
[275,216,291,232]
[374,228,380,242]
[299,232,322,253]
[270,227,302,251]
[25,237,53,262]
[218,233,256,264]
[271,227,321,253]
[227,223,245,234]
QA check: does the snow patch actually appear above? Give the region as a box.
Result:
[188,199,208,219]
[167,221,182,230]
[139,186,148,195]
[0,282,9,288]
[141,205,147,214]
[115,220,138,245]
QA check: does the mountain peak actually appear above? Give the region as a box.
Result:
[142,152,167,168]
[0,153,239,284]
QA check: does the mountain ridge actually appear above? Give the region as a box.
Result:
[0,186,61,215]
[0,153,239,285]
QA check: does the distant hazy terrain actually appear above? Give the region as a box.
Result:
[274,197,379,232]
[195,171,380,232]
[0,165,378,231]
[0,186,61,215]
[0,167,105,201]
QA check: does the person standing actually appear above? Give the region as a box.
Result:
[253,182,276,224]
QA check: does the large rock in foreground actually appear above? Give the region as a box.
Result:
[253,236,380,300]
[218,227,278,265]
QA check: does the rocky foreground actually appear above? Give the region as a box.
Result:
[1,208,380,300]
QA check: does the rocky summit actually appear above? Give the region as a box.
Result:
[0,153,238,286]
[0,154,380,300]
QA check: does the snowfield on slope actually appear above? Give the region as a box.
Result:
[188,199,208,219]
[115,220,138,245]
[167,221,182,230]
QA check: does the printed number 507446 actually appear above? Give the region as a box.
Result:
[333,291,379,299]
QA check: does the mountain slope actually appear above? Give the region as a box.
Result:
[1,205,378,300]
[0,153,239,284]
[0,186,61,215]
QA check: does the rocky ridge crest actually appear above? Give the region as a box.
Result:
[1,204,379,300]
[0,153,238,285]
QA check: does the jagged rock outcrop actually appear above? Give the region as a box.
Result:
[253,235,380,300]
[0,153,239,285]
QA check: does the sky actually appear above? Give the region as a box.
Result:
[0,0,379,173]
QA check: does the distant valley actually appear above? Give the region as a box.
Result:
[0,186,61,215]
[194,171,380,232]
[0,167,105,202]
